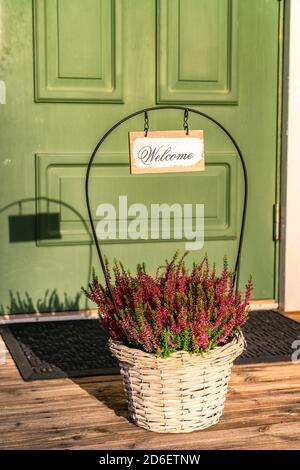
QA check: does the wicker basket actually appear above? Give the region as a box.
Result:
[109,333,244,433]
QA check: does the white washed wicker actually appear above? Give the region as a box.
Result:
[109,333,244,433]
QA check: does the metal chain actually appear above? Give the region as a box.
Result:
[144,111,149,136]
[183,109,189,134]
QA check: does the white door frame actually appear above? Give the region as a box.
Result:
[279,0,300,312]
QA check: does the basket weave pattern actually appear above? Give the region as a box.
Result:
[109,334,244,433]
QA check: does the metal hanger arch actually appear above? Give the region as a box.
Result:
[85,105,248,311]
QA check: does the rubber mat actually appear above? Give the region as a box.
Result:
[1,311,299,380]
[0,319,118,380]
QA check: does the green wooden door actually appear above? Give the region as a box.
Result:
[0,0,282,314]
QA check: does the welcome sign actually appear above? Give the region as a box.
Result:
[129,130,204,174]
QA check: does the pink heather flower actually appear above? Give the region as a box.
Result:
[82,252,253,357]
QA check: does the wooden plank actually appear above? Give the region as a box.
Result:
[66,421,300,451]
[0,348,300,450]
[284,311,300,322]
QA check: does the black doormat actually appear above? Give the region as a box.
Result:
[0,319,119,381]
[236,310,300,364]
[1,311,299,381]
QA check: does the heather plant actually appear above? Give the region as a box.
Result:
[83,252,253,358]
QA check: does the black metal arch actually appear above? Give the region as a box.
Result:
[85,106,248,311]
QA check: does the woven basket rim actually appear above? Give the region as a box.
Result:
[109,331,244,361]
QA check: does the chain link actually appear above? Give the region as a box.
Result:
[183,109,189,134]
[144,111,149,136]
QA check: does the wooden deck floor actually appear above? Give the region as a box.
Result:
[0,346,300,450]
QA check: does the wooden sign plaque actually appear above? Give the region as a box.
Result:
[129,130,204,175]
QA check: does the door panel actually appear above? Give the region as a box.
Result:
[35,151,239,245]
[157,0,239,103]
[34,0,123,102]
[0,0,281,314]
